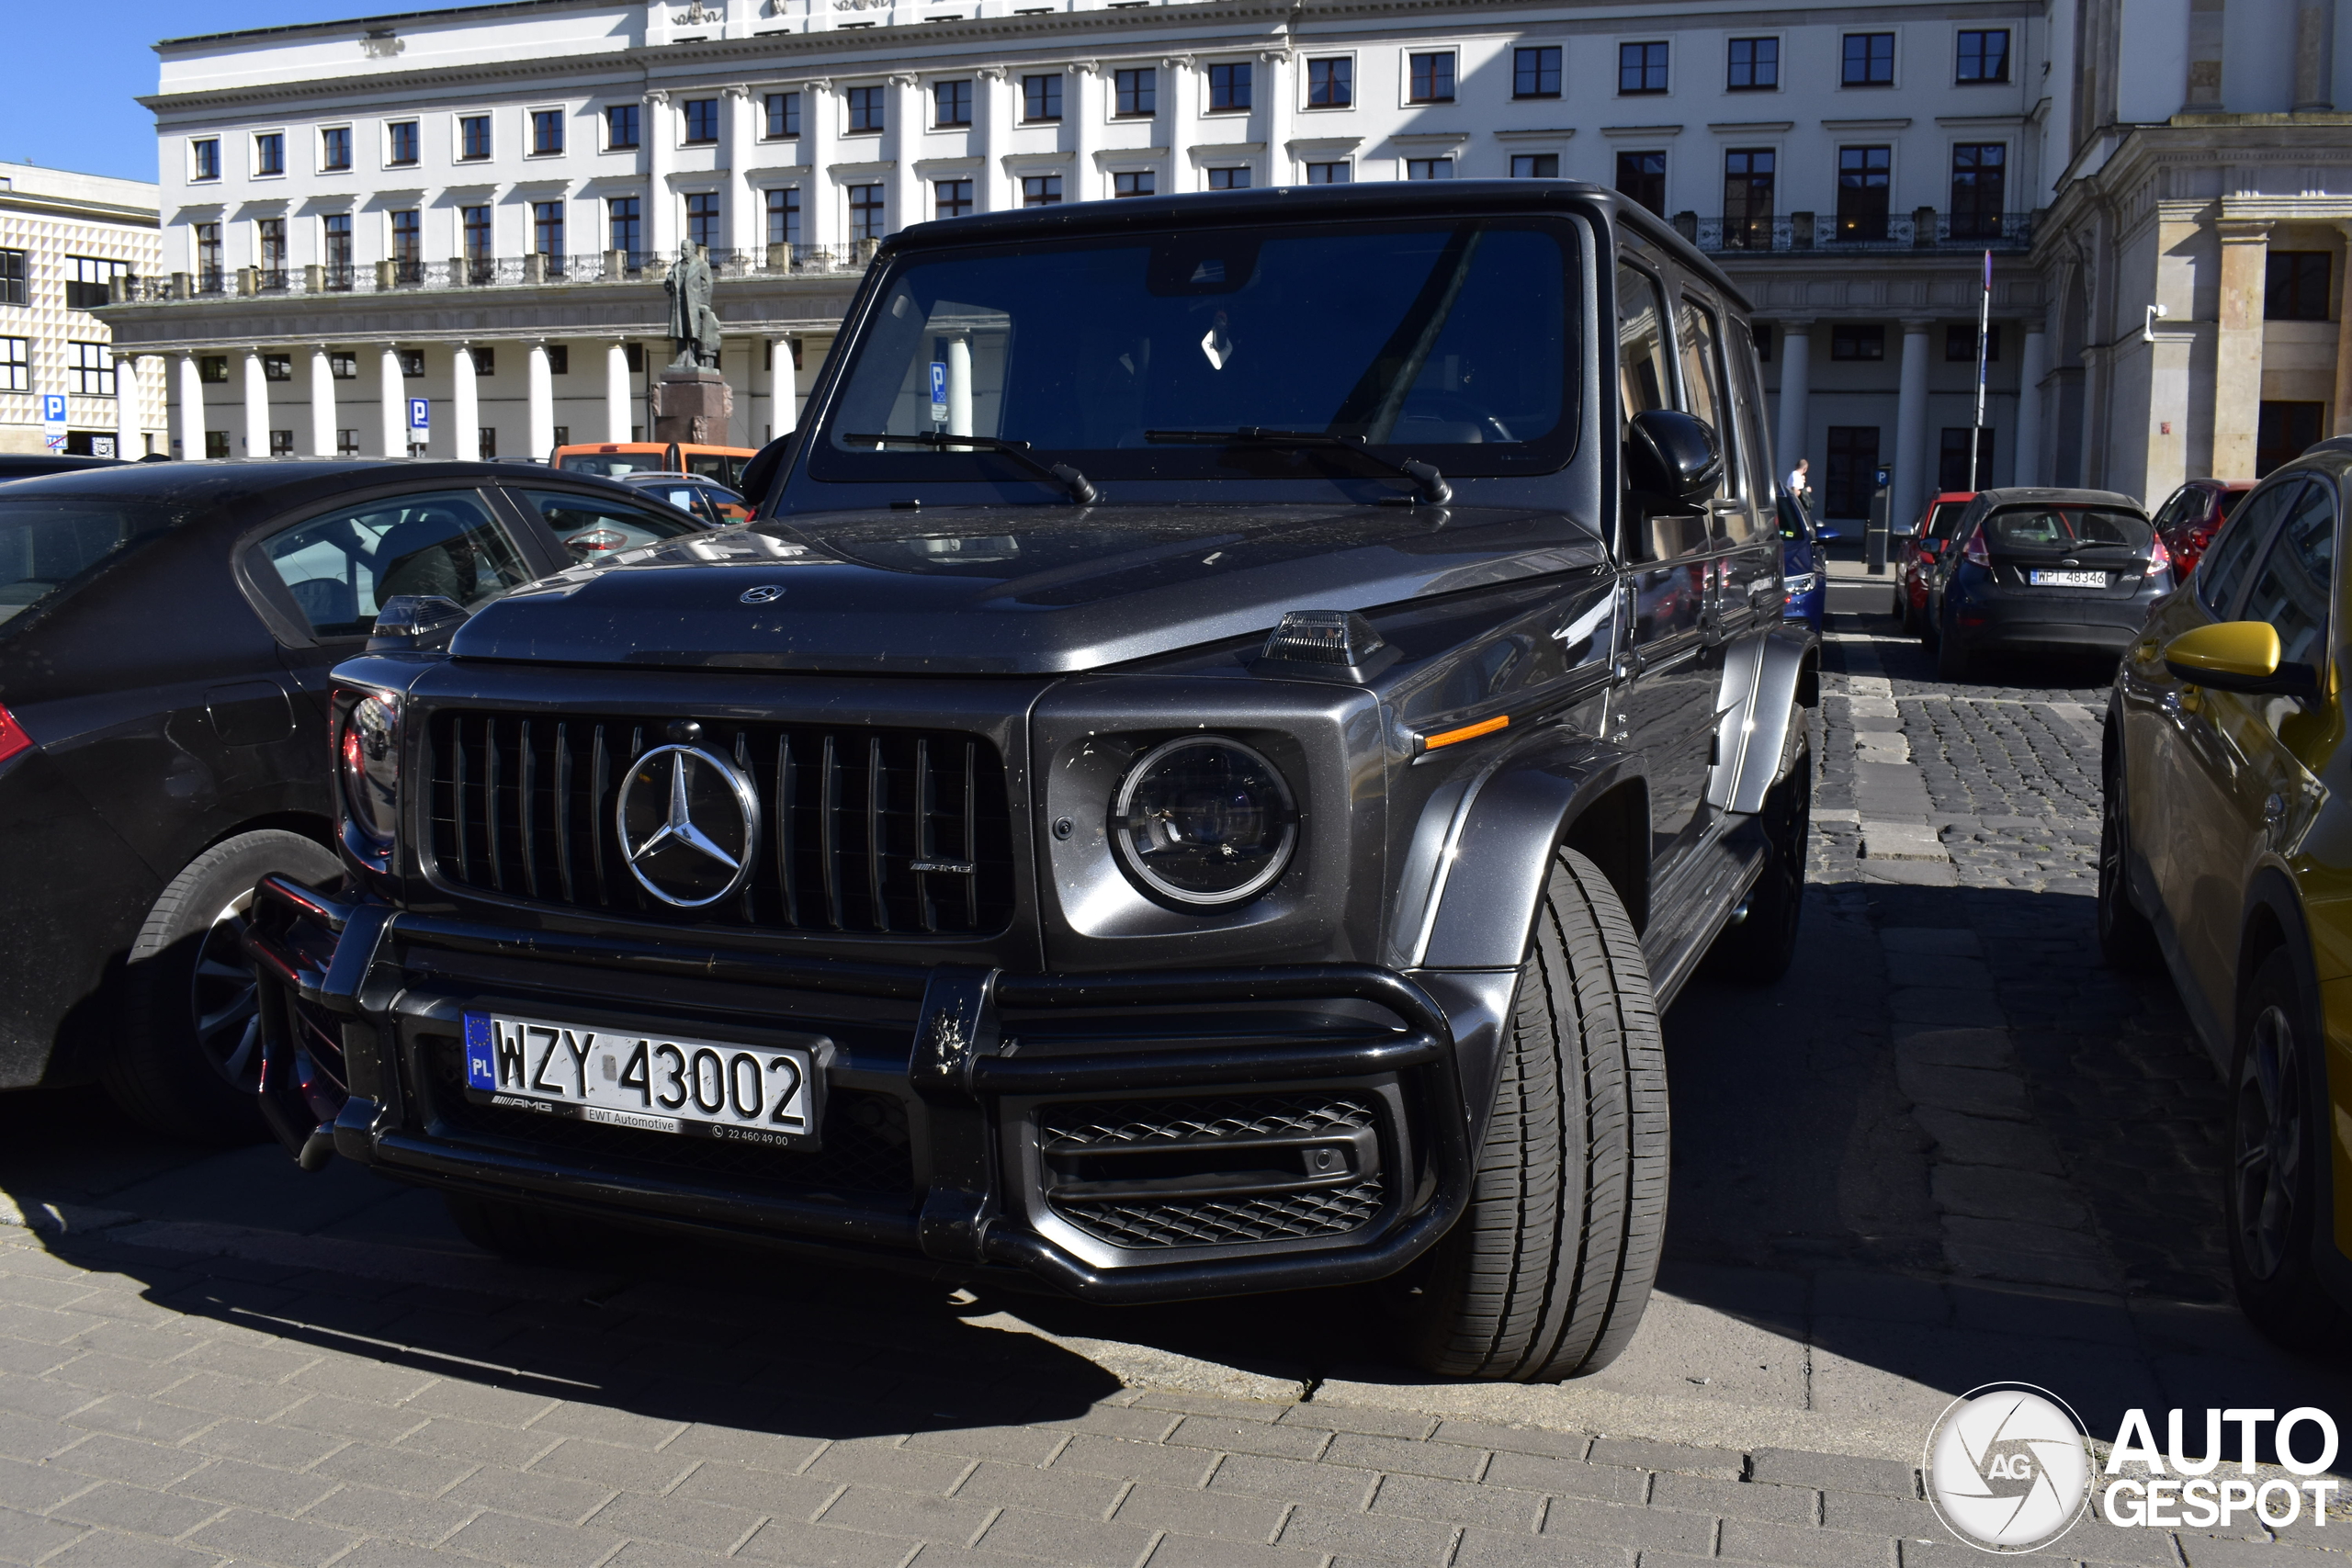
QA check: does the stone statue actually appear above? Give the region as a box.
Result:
[663,243,722,370]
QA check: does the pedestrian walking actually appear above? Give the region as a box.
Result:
[1784,456,1811,505]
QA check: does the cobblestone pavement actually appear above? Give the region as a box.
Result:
[0,562,2346,1568]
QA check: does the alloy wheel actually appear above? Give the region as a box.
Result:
[2234,1003,2304,1281]
[190,893,263,1092]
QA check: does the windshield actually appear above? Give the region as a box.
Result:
[812,218,1577,491]
[1983,506,2151,551]
[0,497,183,635]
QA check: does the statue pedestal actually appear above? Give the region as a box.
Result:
[652,368,734,447]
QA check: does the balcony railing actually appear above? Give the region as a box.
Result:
[115,242,880,305]
[1677,209,2036,255]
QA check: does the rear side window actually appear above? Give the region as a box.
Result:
[2199,479,2301,616]
[0,497,182,636]
[517,489,702,559]
[257,489,533,639]
[637,483,718,523]
[2238,482,2335,668]
[684,452,746,488]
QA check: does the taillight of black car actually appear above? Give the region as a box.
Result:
[0,704,30,767]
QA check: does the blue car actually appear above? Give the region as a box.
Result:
[1779,491,1825,633]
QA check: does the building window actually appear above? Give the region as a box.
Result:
[192,138,220,180]
[1728,37,1778,89]
[552,424,570,447]
[1843,33,1895,85]
[1615,151,1666,215]
[270,430,295,456]
[765,92,799,139]
[338,429,360,457]
[533,201,565,260]
[1514,46,1562,98]
[1824,426,1882,517]
[0,339,27,393]
[257,218,287,279]
[458,115,491,160]
[1946,323,2000,361]
[1511,153,1559,178]
[398,349,424,377]
[1939,428,1995,491]
[1752,322,1773,361]
[766,187,800,246]
[1405,159,1453,181]
[935,79,973,127]
[462,205,492,262]
[532,108,565,156]
[2257,401,2326,476]
[66,343,116,397]
[1208,62,1252,111]
[545,344,570,375]
[936,178,974,218]
[205,431,231,459]
[0,250,21,306]
[330,351,357,378]
[387,120,419,165]
[1721,150,1774,247]
[1206,167,1252,189]
[474,347,495,376]
[1115,67,1156,116]
[381,209,420,275]
[194,224,221,289]
[1619,42,1668,94]
[322,213,353,283]
[846,86,884,133]
[1407,53,1453,103]
[607,103,640,149]
[1024,73,1064,121]
[322,126,352,170]
[1305,161,1351,184]
[1956,29,2010,83]
[849,184,887,239]
[685,193,719,252]
[1949,144,2007,238]
[1836,145,1892,241]
[263,353,293,382]
[198,355,229,383]
[2267,253,2333,320]
[254,131,285,176]
[625,344,643,373]
[1308,57,1352,108]
[684,98,719,143]
[478,428,497,459]
[1023,174,1065,205]
[609,197,641,257]
[1113,171,1156,197]
[1831,323,1885,361]
[64,256,128,310]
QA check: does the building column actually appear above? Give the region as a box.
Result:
[889,74,922,233]
[1162,57,1195,194]
[769,336,797,439]
[2015,326,2048,487]
[1893,320,1934,528]
[307,345,336,457]
[605,340,632,442]
[724,86,757,258]
[451,344,479,460]
[114,355,142,459]
[2214,219,2272,480]
[1070,63,1101,202]
[526,340,555,462]
[378,344,404,457]
[1773,320,1812,487]
[175,352,204,460]
[805,80,838,248]
[1260,51,1291,186]
[242,349,269,458]
[645,91,677,259]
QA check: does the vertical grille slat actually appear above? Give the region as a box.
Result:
[426,710,1012,938]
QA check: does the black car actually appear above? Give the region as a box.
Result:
[1926,487,2170,680]
[251,183,1816,1382]
[0,461,714,1139]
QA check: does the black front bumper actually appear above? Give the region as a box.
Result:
[244,877,1475,1304]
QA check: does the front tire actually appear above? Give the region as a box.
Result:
[1404,847,1668,1381]
[2226,949,2344,1349]
[1706,739,1812,984]
[103,829,341,1144]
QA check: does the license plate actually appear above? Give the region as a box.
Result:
[2029,570,2107,588]
[462,1012,820,1147]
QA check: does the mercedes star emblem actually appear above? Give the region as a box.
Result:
[615,744,761,908]
[740,584,785,604]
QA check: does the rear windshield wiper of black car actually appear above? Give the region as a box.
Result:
[1145,427,1453,505]
[845,432,1099,504]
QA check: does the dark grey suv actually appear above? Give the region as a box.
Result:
[249,183,1815,1382]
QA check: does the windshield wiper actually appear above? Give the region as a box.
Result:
[845,432,1099,503]
[1144,427,1452,505]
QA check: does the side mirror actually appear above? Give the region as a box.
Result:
[1626,409,1724,507]
[2162,620,2319,698]
[367,594,469,652]
[738,430,799,519]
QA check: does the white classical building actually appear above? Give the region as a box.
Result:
[0,162,165,457]
[98,0,2336,525]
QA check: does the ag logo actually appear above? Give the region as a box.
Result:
[1925,1384,2093,1553]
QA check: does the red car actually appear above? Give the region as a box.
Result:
[1894,491,1977,636]
[2148,478,2254,578]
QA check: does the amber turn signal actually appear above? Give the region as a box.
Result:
[1418,714,1510,753]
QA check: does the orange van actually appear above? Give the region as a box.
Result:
[550,441,757,491]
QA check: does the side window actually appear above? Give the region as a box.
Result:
[2198,479,2301,617]
[517,489,702,558]
[257,489,531,639]
[2238,481,2335,669]
[2149,489,2188,535]
[1678,292,1752,541]
[1618,262,1704,562]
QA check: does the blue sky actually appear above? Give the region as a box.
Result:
[5,0,400,184]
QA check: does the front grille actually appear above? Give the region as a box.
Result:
[1040,1094,1388,1249]
[425,1043,916,1198]
[424,710,1014,935]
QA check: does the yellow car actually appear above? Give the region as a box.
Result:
[2104,437,2351,1346]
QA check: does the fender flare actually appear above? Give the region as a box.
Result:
[1705,626,1816,816]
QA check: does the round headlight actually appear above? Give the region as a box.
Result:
[341,694,399,846]
[1111,736,1297,906]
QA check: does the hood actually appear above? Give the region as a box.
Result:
[450,502,1607,674]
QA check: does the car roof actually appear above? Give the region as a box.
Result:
[884,179,1755,313]
[1971,487,2145,513]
